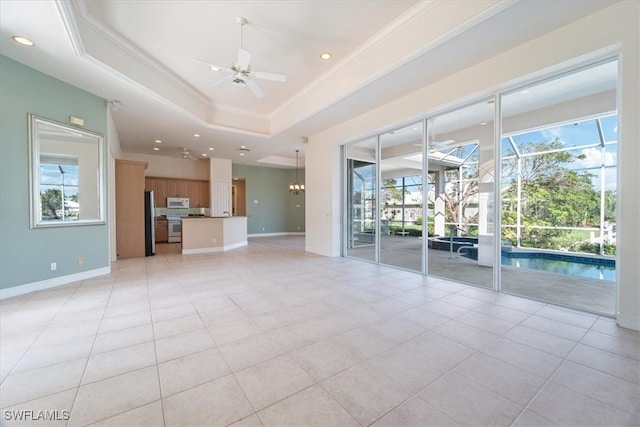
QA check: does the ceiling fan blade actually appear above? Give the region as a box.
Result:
[210,75,233,88]
[245,79,265,98]
[194,58,233,73]
[253,71,287,82]
[237,48,251,71]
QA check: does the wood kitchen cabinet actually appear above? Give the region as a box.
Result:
[145,178,167,207]
[166,180,189,198]
[155,219,168,242]
[146,177,209,208]
[116,159,147,259]
[189,180,210,208]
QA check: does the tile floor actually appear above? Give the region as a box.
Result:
[1,236,638,426]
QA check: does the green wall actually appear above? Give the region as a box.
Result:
[0,55,109,290]
[232,164,305,234]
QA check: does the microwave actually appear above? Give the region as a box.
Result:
[167,197,189,208]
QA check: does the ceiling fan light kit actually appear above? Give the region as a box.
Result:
[178,147,197,160]
[195,16,286,98]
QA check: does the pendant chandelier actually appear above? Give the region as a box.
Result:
[289,150,305,195]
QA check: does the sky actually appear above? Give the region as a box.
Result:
[40,163,79,198]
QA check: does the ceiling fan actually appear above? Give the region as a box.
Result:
[196,17,286,98]
[178,147,197,160]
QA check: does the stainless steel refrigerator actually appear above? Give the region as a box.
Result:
[144,190,155,256]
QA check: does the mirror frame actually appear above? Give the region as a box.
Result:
[29,114,105,228]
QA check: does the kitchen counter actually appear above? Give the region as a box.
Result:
[181,216,247,254]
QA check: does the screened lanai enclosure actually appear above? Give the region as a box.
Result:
[344,59,618,315]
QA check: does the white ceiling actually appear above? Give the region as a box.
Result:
[0,0,617,168]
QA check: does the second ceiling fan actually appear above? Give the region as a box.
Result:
[197,17,287,98]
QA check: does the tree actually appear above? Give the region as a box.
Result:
[41,188,62,218]
[604,189,616,222]
[443,175,478,227]
[381,178,404,203]
[440,147,480,229]
[501,138,602,250]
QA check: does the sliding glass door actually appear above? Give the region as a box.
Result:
[500,60,618,314]
[343,59,618,315]
[426,100,495,288]
[345,138,377,263]
[379,123,424,272]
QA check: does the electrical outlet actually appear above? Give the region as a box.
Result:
[297,226,301,230]
[212,238,216,243]
[50,262,57,271]
[77,257,84,266]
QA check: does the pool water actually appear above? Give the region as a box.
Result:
[501,256,616,281]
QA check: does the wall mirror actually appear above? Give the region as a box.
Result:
[29,114,105,228]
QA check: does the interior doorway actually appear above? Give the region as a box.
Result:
[232,178,247,216]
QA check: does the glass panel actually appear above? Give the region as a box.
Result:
[379,122,424,272]
[500,60,618,315]
[600,115,618,142]
[511,120,601,151]
[427,100,495,288]
[39,160,80,221]
[30,114,104,227]
[345,137,377,262]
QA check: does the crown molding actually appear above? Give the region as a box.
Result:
[55,0,85,56]
[269,0,517,135]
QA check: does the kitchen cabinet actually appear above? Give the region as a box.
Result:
[166,180,189,198]
[189,180,210,208]
[145,177,209,208]
[155,219,168,242]
[116,160,147,259]
[145,177,167,207]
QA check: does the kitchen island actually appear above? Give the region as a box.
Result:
[181,216,247,255]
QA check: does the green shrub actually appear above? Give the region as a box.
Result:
[569,241,617,255]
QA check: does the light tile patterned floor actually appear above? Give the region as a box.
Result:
[1,236,638,426]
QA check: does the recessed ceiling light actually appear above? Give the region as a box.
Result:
[320,52,332,60]
[480,122,488,126]
[209,147,214,151]
[209,66,221,72]
[201,153,207,157]
[153,147,160,151]
[193,133,200,137]
[12,36,34,47]
[240,145,246,149]
[239,152,245,156]
[155,139,162,143]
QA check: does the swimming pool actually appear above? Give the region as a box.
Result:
[501,254,615,281]
[429,237,616,281]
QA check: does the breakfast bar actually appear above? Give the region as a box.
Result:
[181,216,248,255]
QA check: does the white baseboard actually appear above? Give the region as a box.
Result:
[249,232,305,238]
[225,241,248,251]
[617,313,640,331]
[182,240,248,255]
[0,267,111,300]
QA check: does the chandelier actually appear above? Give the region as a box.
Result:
[289,149,305,195]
